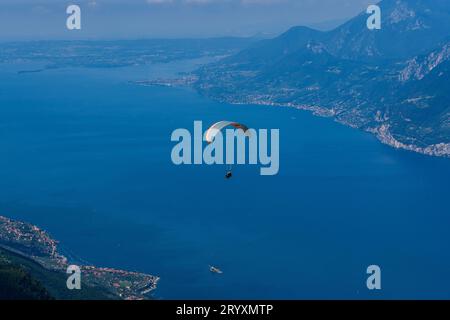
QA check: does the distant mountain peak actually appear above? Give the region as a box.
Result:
[325,0,450,60]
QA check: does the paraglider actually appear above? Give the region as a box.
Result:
[205,121,251,179]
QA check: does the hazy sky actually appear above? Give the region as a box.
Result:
[0,0,375,40]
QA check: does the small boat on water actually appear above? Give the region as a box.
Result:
[209,265,223,274]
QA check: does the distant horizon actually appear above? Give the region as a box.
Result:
[0,0,373,41]
[0,17,354,43]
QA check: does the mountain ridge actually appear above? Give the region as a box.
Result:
[194,0,450,157]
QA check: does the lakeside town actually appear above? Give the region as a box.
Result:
[0,215,158,300]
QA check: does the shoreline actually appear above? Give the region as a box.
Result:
[202,96,450,158]
[136,78,450,159]
[0,215,159,300]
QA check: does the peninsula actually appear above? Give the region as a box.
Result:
[0,215,158,300]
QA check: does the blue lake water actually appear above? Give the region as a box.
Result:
[0,61,449,299]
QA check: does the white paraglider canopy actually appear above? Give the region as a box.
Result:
[205,121,251,144]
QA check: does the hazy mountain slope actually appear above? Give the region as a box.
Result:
[225,26,324,67]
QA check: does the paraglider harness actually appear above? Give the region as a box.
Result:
[225,165,233,179]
